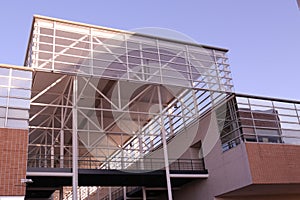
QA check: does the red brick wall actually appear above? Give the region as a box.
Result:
[0,128,28,196]
[245,142,300,184]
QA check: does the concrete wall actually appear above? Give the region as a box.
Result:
[160,112,253,200]
[216,194,300,200]
[164,115,300,199]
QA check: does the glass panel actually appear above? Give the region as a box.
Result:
[256,128,280,136]
[273,101,295,109]
[250,106,275,112]
[0,77,9,86]
[281,129,300,138]
[249,98,273,107]
[0,97,7,107]
[282,137,300,145]
[8,108,29,119]
[11,78,31,89]
[0,107,6,118]
[8,98,30,109]
[12,69,32,79]
[237,103,250,109]
[10,88,31,99]
[236,97,249,104]
[282,130,300,144]
[7,119,28,129]
[0,118,4,127]
[280,123,300,130]
[276,108,297,116]
[0,87,8,97]
[278,115,299,123]
[0,67,10,76]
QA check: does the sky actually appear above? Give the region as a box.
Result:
[0,0,299,100]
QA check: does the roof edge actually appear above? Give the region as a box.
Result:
[31,15,229,52]
[235,93,300,105]
[24,15,36,66]
[0,64,33,71]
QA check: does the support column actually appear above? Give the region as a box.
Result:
[108,187,112,200]
[123,187,127,200]
[142,187,146,200]
[138,114,144,170]
[60,187,64,200]
[51,118,55,168]
[72,76,78,200]
[60,96,64,168]
[157,86,173,200]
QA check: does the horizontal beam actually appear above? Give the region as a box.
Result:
[169,174,209,178]
[26,172,73,177]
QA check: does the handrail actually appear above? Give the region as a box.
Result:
[27,155,205,171]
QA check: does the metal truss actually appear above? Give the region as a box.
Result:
[26,16,234,200]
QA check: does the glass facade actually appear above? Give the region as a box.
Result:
[218,94,300,151]
[25,16,233,170]
[0,66,32,129]
[25,17,233,92]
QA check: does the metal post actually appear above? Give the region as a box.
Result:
[108,187,112,200]
[123,187,127,200]
[97,187,100,200]
[138,114,144,170]
[79,187,82,200]
[52,22,56,71]
[142,187,146,200]
[51,117,55,168]
[157,86,173,200]
[60,96,64,168]
[72,76,79,200]
[60,187,64,200]
[90,27,94,75]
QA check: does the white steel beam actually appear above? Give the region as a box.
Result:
[72,76,78,200]
[169,174,209,178]
[39,35,88,69]
[31,75,67,103]
[157,86,173,200]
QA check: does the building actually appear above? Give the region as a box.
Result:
[0,15,299,200]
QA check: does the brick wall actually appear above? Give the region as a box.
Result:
[0,128,28,196]
[245,142,300,184]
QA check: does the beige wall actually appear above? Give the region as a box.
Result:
[217,194,300,200]
[168,112,253,200]
[163,114,300,199]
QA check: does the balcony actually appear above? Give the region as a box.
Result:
[217,93,300,151]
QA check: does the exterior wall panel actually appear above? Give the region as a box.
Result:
[0,128,28,196]
[245,142,300,184]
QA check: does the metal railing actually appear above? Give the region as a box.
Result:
[27,155,205,171]
[218,93,300,151]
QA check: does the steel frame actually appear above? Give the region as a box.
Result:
[26,16,235,200]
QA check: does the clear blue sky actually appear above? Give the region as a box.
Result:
[0,0,299,100]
